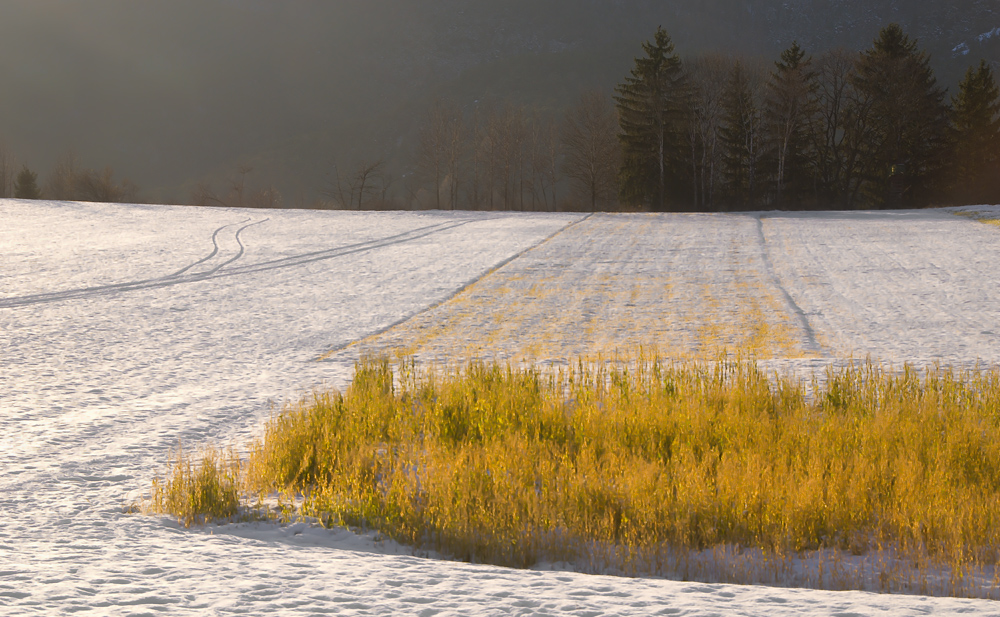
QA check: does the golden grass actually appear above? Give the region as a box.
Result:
[149,444,241,527]
[150,354,1000,595]
[325,217,810,366]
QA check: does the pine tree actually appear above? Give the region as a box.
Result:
[13,166,41,200]
[951,60,1000,204]
[852,24,949,207]
[720,60,766,209]
[764,42,817,208]
[614,27,687,211]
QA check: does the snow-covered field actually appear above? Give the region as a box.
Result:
[2,199,1000,615]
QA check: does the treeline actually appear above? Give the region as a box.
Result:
[0,149,140,204]
[617,24,1000,211]
[4,24,996,212]
[336,95,618,212]
[397,23,1000,212]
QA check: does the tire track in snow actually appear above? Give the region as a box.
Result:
[199,218,269,276]
[756,214,825,357]
[206,219,472,278]
[167,218,250,278]
[0,219,470,309]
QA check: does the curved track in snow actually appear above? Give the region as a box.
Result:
[168,219,250,278]
[0,217,470,309]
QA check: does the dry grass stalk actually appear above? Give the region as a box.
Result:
[149,354,1000,595]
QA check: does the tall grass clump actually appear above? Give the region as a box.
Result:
[154,354,1000,594]
[150,444,241,527]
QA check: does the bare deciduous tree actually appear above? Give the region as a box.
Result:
[191,181,226,207]
[226,165,254,208]
[561,90,620,211]
[247,186,282,209]
[485,103,531,211]
[75,166,139,203]
[0,145,16,198]
[468,106,493,210]
[327,159,389,210]
[191,165,279,209]
[685,55,731,210]
[811,48,870,208]
[45,152,139,203]
[527,113,560,211]
[416,99,464,210]
[47,152,81,201]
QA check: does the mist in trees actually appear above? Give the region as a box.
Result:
[403,21,996,212]
[2,2,998,208]
[46,153,139,204]
[193,165,285,210]
[561,91,621,211]
[3,10,997,212]
[404,102,564,211]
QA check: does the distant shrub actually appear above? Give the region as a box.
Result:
[14,166,41,199]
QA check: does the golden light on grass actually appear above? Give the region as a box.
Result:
[150,354,1000,595]
[149,444,240,527]
[325,216,812,366]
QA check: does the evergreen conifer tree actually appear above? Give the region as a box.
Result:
[852,24,949,207]
[13,166,41,199]
[614,27,687,211]
[950,60,1000,204]
[720,60,766,208]
[764,42,817,208]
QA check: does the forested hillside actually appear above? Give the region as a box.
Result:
[0,0,996,206]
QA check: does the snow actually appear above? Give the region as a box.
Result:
[342,209,1000,381]
[979,26,1000,42]
[2,199,1000,615]
[953,25,1000,55]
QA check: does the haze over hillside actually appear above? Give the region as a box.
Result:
[1,0,997,205]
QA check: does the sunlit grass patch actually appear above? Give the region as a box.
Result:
[149,354,1000,595]
[319,215,812,367]
[148,444,241,527]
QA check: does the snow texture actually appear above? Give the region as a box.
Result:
[2,199,1000,615]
